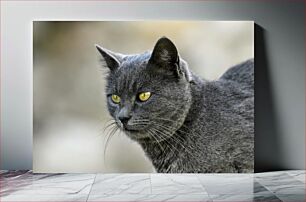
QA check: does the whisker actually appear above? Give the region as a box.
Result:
[150,127,184,156]
[103,121,117,134]
[153,124,190,148]
[130,119,150,123]
[127,119,150,127]
[103,125,119,166]
[147,129,165,154]
[150,127,197,160]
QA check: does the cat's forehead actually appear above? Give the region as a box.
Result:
[122,52,151,66]
[108,53,152,94]
[118,53,151,77]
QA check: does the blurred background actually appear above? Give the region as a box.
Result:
[33,21,254,173]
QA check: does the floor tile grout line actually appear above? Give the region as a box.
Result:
[195,175,213,201]
[86,174,97,202]
[254,179,283,201]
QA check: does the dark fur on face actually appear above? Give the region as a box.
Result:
[96,37,254,173]
[97,37,192,141]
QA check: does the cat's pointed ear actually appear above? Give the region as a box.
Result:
[95,44,122,71]
[149,37,179,66]
[148,37,193,82]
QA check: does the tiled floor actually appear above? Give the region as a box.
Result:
[0,170,305,201]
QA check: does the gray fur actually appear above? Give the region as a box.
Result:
[96,37,254,173]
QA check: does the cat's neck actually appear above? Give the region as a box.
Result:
[139,129,190,172]
[139,75,205,172]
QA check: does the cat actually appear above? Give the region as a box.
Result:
[96,37,254,173]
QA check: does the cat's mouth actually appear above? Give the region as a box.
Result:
[114,119,153,140]
[118,121,149,132]
[123,127,139,132]
[119,125,152,140]
[123,129,151,141]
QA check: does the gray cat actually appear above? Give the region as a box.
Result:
[96,37,254,173]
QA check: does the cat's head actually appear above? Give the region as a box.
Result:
[96,37,193,142]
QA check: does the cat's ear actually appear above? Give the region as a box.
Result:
[149,37,179,67]
[95,44,122,71]
[149,37,193,82]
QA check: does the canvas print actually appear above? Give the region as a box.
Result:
[33,21,254,173]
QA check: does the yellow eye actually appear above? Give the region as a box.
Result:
[111,94,121,104]
[138,92,151,102]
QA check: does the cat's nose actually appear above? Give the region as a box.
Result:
[118,116,131,126]
[118,107,131,126]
